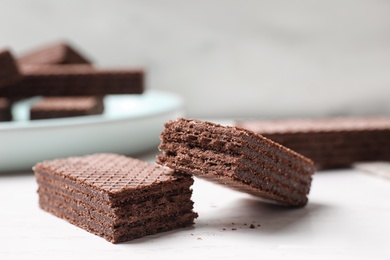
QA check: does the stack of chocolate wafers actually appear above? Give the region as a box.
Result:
[0,41,144,121]
[34,153,197,243]
[236,117,390,170]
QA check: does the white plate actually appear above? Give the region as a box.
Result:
[0,90,184,172]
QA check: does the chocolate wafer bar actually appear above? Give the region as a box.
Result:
[17,42,91,65]
[34,153,197,243]
[0,64,144,97]
[0,49,21,89]
[30,96,104,120]
[0,98,12,121]
[157,118,315,207]
[236,117,390,170]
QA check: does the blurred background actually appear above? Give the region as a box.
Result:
[2,0,390,118]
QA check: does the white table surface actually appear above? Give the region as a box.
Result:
[1,150,390,259]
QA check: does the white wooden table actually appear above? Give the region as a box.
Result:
[1,148,390,260]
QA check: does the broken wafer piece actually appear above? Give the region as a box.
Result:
[236,117,390,170]
[157,118,315,207]
[0,49,21,89]
[30,96,104,120]
[0,98,12,121]
[34,153,198,243]
[17,41,91,65]
[0,64,144,97]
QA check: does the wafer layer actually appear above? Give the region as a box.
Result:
[39,198,196,243]
[30,96,104,120]
[157,118,315,207]
[34,153,197,243]
[37,187,196,241]
[0,65,144,97]
[36,170,194,218]
[236,117,390,169]
[17,42,91,65]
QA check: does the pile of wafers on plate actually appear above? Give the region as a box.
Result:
[0,42,144,121]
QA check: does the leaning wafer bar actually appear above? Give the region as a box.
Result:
[17,42,91,65]
[34,153,197,243]
[0,49,21,89]
[236,117,390,170]
[0,64,144,97]
[30,96,104,120]
[0,98,12,121]
[157,118,315,207]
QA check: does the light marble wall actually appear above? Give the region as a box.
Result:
[2,0,390,118]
